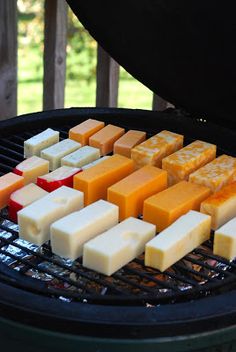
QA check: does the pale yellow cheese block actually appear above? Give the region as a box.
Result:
[14,156,49,184]
[61,146,100,168]
[24,128,59,158]
[213,217,236,260]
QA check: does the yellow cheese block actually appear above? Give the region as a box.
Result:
[0,172,24,209]
[107,165,167,221]
[69,119,105,146]
[213,217,236,260]
[143,180,211,232]
[14,156,49,185]
[162,140,216,185]
[113,130,146,158]
[131,130,183,169]
[73,154,134,205]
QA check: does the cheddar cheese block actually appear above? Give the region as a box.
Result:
[89,124,125,155]
[162,140,216,185]
[82,156,110,169]
[74,154,134,205]
[113,130,146,158]
[145,210,211,272]
[61,146,100,168]
[0,172,24,210]
[213,217,236,260]
[13,156,49,185]
[69,119,105,146]
[83,217,156,276]
[107,165,167,221]
[131,130,183,169]
[24,128,59,158]
[143,181,211,232]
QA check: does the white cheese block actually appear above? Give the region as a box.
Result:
[82,156,110,170]
[61,145,100,168]
[145,210,211,272]
[40,139,81,170]
[50,200,119,260]
[213,217,236,260]
[18,186,84,245]
[24,128,59,158]
[83,217,156,276]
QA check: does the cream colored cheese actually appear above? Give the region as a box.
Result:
[24,128,59,158]
[61,145,100,168]
[82,156,110,169]
[214,217,236,260]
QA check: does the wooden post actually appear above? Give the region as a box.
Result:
[96,45,120,107]
[43,0,68,110]
[152,94,168,111]
[0,0,17,120]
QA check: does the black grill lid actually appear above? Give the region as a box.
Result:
[67,0,236,125]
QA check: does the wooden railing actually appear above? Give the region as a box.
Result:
[0,0,169,121]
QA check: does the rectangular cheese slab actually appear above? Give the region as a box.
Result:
[83,217,156,276]
[108,165,167,221]
[189,154,236,193]
[213,217,236,260]
[40,139,81,170]
[113,130,146,158]
[0,173,24,209]
[131,130,183,169]
[89,124,125,155]
[13,156,49,185]
[18,186,84,245]
[74,154,134,205]
[51,200,119,260]
[82,156,110,170]
[69,119,105,146]
[61,146,100,168]
[24,128,59,158]
[145,210,211,272]
[143,180,211,232]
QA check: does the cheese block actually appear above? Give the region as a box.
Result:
[74,154,134,205]
[113,130,146,158]
[189,154,236,193]
[145,210,211,272]
[50,200,119,260]
[89,124,125,155]
[0,173,24,210]
[200,181,236,230]
[40,139,81,170]
[18,186,84,245]
[8,183,48,223]
[13,156,49,185]
[24,128,59,158]
[69,119,105,146]
[83,217,156,276]
[82,156,110,170]
[162,140,216,185]
[107,165,167,221]
[61,146,100,168]
[213,217,236,260]
[143,180,211,232]
[131,130,183,169]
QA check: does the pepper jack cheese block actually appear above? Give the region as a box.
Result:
[0,173,24,210]
[189,154,236,193]
[40,139,81,170]
[18,186,84,245]
[108,165,167,221]
[50,200,119,260]
[82,156,110,170]
[145,210,211,272]
[13,156,49,185]
[200,182,236,230]
[213,217,236,260]
[61,146,100,168]
[162,140,216,185]
[74,154,134,205]
[24,128,59,158]
[131,130,183,169]
[89,124,125,155]
[83,217,156,276]
[69,119,105,146]
[143,181,211,232]
[113,130,146,158]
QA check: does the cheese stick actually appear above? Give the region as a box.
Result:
[13,156,49,185]
[69,119,105,146]
[24,128,59,158]
[61,146,100,168]
[213,217,236,260]
[0,173,24,210]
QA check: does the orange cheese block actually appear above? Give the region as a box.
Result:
[143,180,211,232]
[162,140,216,185]
[131,130,183,169]
[74,154,134,205]
[0,172,24,209]
[113,130,146,158]
[189,154,236,193]
[69,119,105,146]
[107,165,167,221]
[89,124,125,156]
[13,156,49,185]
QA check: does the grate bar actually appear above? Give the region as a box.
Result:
[0,145,24,160]
[0,138,24,151]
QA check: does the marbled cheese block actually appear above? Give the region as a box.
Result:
[143,181,211,232]
[189,154,236,193]
[74,154,134,205]
[108,165,167,221]
[131,130,183,169]
[145,210,211,272]
[51,200,119,260]
[61,146,100,168]
[82,156,110,170]
[18,186,84,245]
[24,128,59,158]
[40,139,81,170]
[0,173,24,210]
[113,130,146,158]
[13,156,49,185]
[162,140,216,185]
[69,119,105,146]
[214,217,236,260]
[83,217,156,276]
[89,124,125,155]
